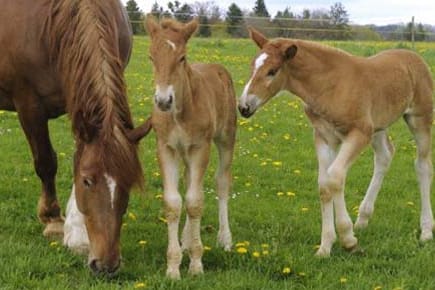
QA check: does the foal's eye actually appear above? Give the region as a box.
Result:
[83,177,93,188]
[179,55,186,63]
[267,69,278,77]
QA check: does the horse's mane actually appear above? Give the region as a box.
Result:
[160,18,185,32]
[45,0,143,188]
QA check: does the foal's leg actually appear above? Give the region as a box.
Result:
[317,129,370,257]
[184,144,211,275]
[215,137,235,251]
[15,98,63,237]
[405,114,434,241]
[355,130,394,229]
[313,131,337,257]
[159,144,182,279]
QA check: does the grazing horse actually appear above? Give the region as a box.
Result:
[0,0,151,274]
[145,17,237,279]
[238,28,434,257]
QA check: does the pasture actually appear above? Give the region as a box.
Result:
[1,37,435,289]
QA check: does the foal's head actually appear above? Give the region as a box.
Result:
[238,27,297,118]
[145,17,198,112]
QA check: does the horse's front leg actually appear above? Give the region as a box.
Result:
[159,143,182,279]
[15,95,63,238]
[184,143,211,276]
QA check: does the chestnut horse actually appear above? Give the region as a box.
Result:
[145,17,237,279]
[0,0,151,274]
[239,28,434,257]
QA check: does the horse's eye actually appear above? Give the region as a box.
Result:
[83,177,93,188]
[267,69,277,77]
[179,55,186,63]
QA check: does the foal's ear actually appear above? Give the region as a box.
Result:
[282,44,297,60]
[183,18,198,41]
[145,15,160,38]
[127,117,152,143]
[248,27,268,49]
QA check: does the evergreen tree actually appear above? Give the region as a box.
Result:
[226,3,244,37]
[125,0,143,34]
[329,2,349,26]
[253,0,270,18]
[198,14,211,37]
[168,1,193,22]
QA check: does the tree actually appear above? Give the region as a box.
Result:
[329,2,349,26]
[253,0,270,18]
[226,3,244,38]
[273,7,294,37]
[405,22,426,41]
[126,0,143,34]
[198,14,211,37]
[168,1,194,22]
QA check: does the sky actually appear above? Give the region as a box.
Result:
[122,0,435,25]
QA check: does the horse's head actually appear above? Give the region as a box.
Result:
[145,16,198,112]
[238,27,298,118]
[71,119,152,276]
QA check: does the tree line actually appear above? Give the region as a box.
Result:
[125,0,433,41]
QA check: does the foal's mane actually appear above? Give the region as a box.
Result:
[45,0,143,188]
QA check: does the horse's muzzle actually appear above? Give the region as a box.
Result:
[238,104,255,118]
[89,258,121,277]
[156,94,173,112]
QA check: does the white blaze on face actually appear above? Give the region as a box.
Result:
[64,185,90,254]
[105,174,117,209]
[240,53,269,107]
[166,39,176,51]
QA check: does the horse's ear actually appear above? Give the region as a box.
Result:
[127,117,152,143]
[183,18,198,41]
[248,27,268,49]
[282,44,297,60]
[145,15,160,38]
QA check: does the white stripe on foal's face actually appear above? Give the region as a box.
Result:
[166,39,176,51]
[104,174,116,209]
[154,84,175,111]
[240,53,269,110]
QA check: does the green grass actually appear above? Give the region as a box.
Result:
[1,37,435,289]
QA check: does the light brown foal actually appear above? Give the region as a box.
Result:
[239,27,434,257]
[145,17,237,279]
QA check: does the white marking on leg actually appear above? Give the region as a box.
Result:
[166,39,176,50]
[105,174,116,209]
[64,185,89,254]
[416,155,434,241]
[316,199,336,257]
[356,131,393,229]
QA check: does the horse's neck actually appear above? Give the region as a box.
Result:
[173,65,196,119]
[285,43,344,106]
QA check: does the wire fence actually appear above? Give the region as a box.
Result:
[127,12,435,42]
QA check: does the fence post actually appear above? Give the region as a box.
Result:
[411,16,415,49]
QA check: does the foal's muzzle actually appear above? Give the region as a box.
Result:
[89,258,121,277]
[238,104,255,118]
[155,94,173,112]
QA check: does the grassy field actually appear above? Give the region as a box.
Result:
[1,37,435,289]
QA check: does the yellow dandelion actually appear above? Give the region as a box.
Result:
[282,267,291,274]
[236,247,248,254]
[261,243,269,248]
[139,118,145,122]
[248,127,254,131]
[152,171,160,177]
[243,241,250,246]
[272,161,282,167]
[59,152,66,157]
[134,282,146,289]
[50,241,59,247]
[313,245,320,250]
[253,153,258,158]
[262,250,269,255]
[128,212,137,221]
[159,217,167,223]
[122,222,128,228]
[235,242,247,247]
[138,240,147,246]
[293,169,301,175]
[286,191,295,197]
[245,182,251,187]
[252,251,261,258]
[22,178,28,182]
[154,194,163,199]
[277,191,285,196]
[204,246,212,251]
[374,286,382,290]
[406,201,414,206]
[283,133,291,140]
[260,161,267,166]
[298,272,306,277]
[301,207,309,212]
[340,277,347,283]
[0,110,5,114]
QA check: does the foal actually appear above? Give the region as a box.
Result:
[239,28,434,257]
[145,17,237,278]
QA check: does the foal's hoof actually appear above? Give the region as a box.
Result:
[354,219,368,230]
[344,244,364,255]
[166,268,181,280]
[188,261,204,276]
[315,247,331,258]
[43,220,64,239]
[420,230,433,242]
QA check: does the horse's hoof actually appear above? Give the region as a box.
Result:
[315,247,331,258]
[43,220,64,239]
[420,230,433,242]
[188,262,204,276]
[166,268,181,280]
[344,244,364,255]
[354,219,368,230]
